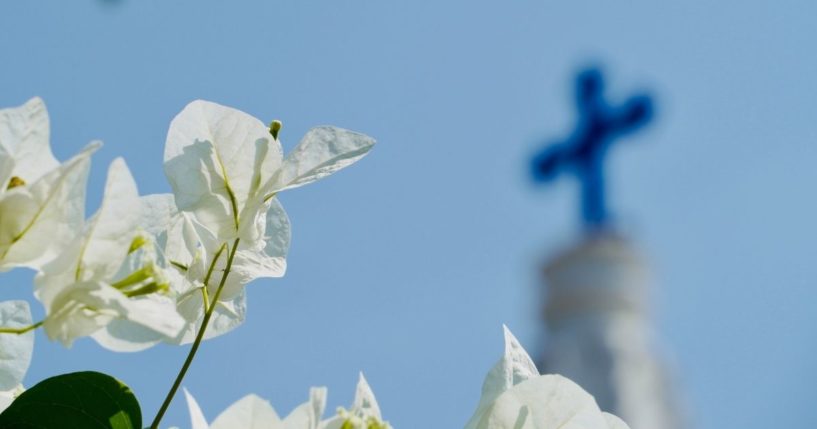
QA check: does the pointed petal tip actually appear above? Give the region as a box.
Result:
[502,324,520,349]
[83,140,104,153]
[24,96,45,109]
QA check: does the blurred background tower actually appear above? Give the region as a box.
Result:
[531,67,684,429]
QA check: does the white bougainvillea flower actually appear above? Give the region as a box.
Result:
[181,386,327,429]
[0,97,57,186]
[136,192,290,344]
[0,301,34,412]
[177,374,390,429]
[33,158,184,349]
[320,374,392,429]
[0,97,99,271]
[163,99,375,245]
[464,326,629,429]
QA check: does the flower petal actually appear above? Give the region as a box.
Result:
[478,375,607,429]
[350,373,382,420]
[91,293,185,352]
[222,198,290,300]
[0,142,99,271]
[42,280,184,347]
[0,301,34,392]
[210,394,282,429]
[164,100,282,241]
[171,288,247,345]
[0,97,58,185]
[472,326,539,415]
[184,388,211,429]
[267,126,375,194]
[76,157,140,281]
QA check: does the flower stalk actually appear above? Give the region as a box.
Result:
[0,320,43,335]
[150,237,240,429]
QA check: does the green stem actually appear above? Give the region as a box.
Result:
[200,243,227,312]
[150,238,240,429]
[0,320,43,334]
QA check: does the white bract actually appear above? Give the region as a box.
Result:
[0,97,99,271]
[320,374,392,429]
[0,301,34,412]
[182,386,326,429]
[464,326,630,429]
[33,158,185,349]
[178,374,391,429]
[135,192,290,344]
[163,99,375,245]
[160,100,373,340]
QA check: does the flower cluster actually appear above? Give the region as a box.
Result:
[0,97,183,348]
[0,96,631,429]
[178,374,391,429]
[173,326,629,429]
[0,97,374,349]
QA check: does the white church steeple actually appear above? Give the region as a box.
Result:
[539,234,684,429]
[530,67,685,429]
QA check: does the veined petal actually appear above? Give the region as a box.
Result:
[465,327,628,429]
[0,142,99,271]
[351,373,382,420]
[90,319,162,352]
[42,280,184,348]
[476,375,607,429]
[262,197,291,262]
[171,288,246,345]
[91,293,185,352]
[210,394,282,429]
[0,301,34,392]
[321,374,390,429]
[471,325,539,418]
[164,100,282,241]
[119,292,186,339]
[76,158,140,282]
[184,388,211,429]
[139,195,206,287]
[267,126,375,194]
[42,280,118,347]
[221,198,290,300]
[138,193,180,236]
[0,97,58,186]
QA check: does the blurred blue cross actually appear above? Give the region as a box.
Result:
[531,67,655,230]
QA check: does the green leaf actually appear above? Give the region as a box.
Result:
[0,371,142,429]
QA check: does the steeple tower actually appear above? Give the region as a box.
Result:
[532,67,684,429]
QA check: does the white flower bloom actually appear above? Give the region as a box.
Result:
[163,99,375,245]
[178,374,391,429]
[0,97,99,271]
[159,99,370,342]
[182,386,327,429]
[34,158,185,349]
[136,192,290,344]
[0,301,34,412]
[464,326,629,429]
[320,374,392,429]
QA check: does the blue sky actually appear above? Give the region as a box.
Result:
[1,1,816,428]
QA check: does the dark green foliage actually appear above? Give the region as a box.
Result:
[0,371,141,429]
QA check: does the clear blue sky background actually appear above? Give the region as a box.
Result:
[1,1,816,428]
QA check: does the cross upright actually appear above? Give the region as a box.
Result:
[531,67,655,230]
